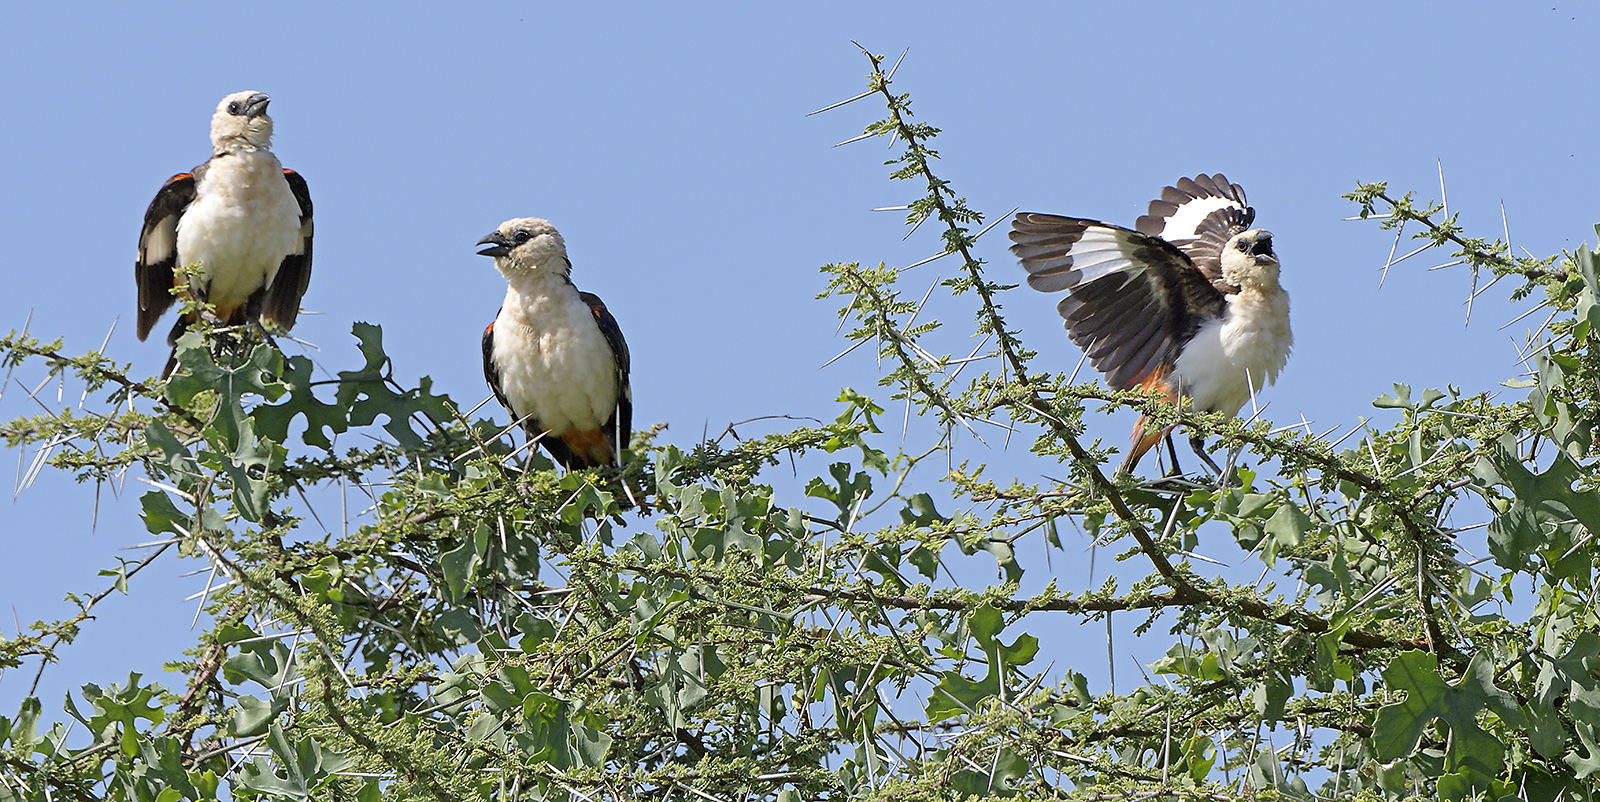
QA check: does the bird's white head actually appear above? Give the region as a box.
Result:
[476,218,570,278]
[209,91,274,154]
[1219,229,1279,289]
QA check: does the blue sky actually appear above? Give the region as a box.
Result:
[1,3,1595,717]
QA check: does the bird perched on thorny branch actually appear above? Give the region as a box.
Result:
[1010,174,1292,476]
[479,218,632,472]
[135,91,314,377]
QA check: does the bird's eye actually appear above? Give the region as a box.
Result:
[513,231,532,244]
[1236,239,1249,251]
[227,101,242,115]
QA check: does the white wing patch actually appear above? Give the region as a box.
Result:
[1021,226,1147,293]
[290,218,312,256]
[1156,196,1240,242]
[141,215,179,265]
[1065,228,1144,285]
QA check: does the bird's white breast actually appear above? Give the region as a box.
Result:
[493,273,617,435]
[1171,286,1292,417]
[176,150,301,309]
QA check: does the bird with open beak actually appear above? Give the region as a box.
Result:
[1011,174,1291,476]
[478,218,632,470]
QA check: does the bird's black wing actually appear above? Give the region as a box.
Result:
[482,318,515,420]
[1134,173,1254,292]
[579,290,632,458]
[1011,214,1226,390]
[262,169,314,329]
[135,170,198,341]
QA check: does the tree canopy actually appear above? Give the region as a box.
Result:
[4,49,1600,802]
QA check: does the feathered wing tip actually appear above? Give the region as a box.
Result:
[1134,173,1251,238]
[261,169,314,330]
[135,171,199,342]
[579,290,631,464]
[1134,173,1255,289]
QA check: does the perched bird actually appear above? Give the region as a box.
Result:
[135,91,314,376]
[479,218,632,469]
[1010,174,1291,475]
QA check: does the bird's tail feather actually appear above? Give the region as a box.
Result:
[1121,417,1171,475]
[1119,366,1179,474]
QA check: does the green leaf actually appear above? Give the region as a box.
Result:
[1263,500,1309,547]
[907,542,939,579]
[1253,674,1292,723]
[968,604,1003,647]
[1569,722,1600,780]
[514,612,558,652]
[572,708,614,769]
[235,722,352,799]
[926,604,1034,721]
[998,632,1038,668]
[949,746,1028,797]
[1372,651,1524,792]
[1478,441,1600,574]
[1153,642,1226,681]
[519,691,575,769]
[808,462,874,519]
[1373,384,1413,409]
[252,354,350,448]
[215,623,258,644]
[440,523,487,603]
[80,673,165,758]
[138,490,188,536]
[1531,632,1600,761]
[1184,734,1217,786]
[670,645,723,712]
[335,323,454,449]
[167,340,286,452]
[222,642,297,694]
[899,492,946,527]
[434,607,482,646]
[142,419,200,489]
[230,695,278,737]
[195,417,284,523]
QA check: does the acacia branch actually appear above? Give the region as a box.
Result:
[4,340,208,432]
[1372,191,1566,283]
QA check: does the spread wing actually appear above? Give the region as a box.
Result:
[1011,214,1226,390]
[135,171,197,341]
[262,168,314,329]
[579,290,632,456]
[1134,173,1253,292]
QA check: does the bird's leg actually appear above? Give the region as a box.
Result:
[519,447,537,489]
[248,318,283,359]
[238,289,281,355]
[1189,434,1224,478]
[1163,432,1184,477]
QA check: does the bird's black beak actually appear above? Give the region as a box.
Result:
[477,231,513,258]
[243,93,271,119]
[1249,231,1275,257]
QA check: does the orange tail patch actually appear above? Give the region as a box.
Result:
[1121,367,1180,473]
[559,428,613,466]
